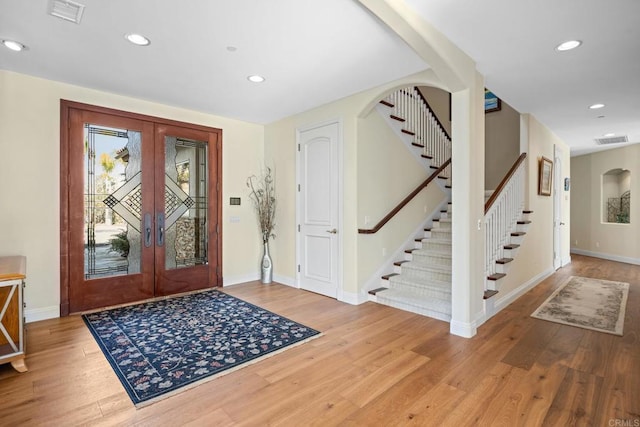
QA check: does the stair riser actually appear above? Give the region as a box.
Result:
[399,267,451,283]
[411,253,451,267]
[435,220,451,230]
[430,230,451,240]
[387,283,451,301]
[375,297,452,320]
[421,241,452,252]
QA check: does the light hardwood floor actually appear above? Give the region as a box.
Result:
[1,254,638,426]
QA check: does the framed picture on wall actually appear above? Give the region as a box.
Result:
[538,156,553,196]
[484,89,501,113]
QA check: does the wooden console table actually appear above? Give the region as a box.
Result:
[0,256,27,372]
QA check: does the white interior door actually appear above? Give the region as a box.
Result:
[553,145,563,270]
[297,121,340,298]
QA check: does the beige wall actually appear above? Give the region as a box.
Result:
[485,100,521,190]
[570,144,640,263]
[417,86,451,136]
[264,69,448,300]
[0,71,265,321]
[492,114,571,304]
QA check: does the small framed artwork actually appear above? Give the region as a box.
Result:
[484,89,501,113]
[538,156,553,196]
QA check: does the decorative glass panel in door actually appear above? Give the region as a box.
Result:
[68,109,155,313]
[153,125,219,296]
[84,125,142,279]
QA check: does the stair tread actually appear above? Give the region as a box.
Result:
[394,260,409,266]
[412,249,452,258]
[412,142,425,148]
[504,244,520,250]
[517,220,532,224]
[496,257,514,264]
[390,114,405,122]
[523,210,533,214]
[368,287,388,295]
[488,273,506,281]
[483,290,499,299]
[379,100,394,108]
[382,273,399,280]
[400,262,452,273]
[389,274,451,288]
[511,231,526,236]
[401,129,415,135]
[421,154,433,159]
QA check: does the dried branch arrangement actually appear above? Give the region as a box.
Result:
[247,167,276,243]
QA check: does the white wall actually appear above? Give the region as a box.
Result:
[570,144,640,264]
[0,71,265,321]
[485,100,521,190]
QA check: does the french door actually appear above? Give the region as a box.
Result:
[60,101,222,314]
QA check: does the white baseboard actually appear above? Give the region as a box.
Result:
[493,267,554,314]
[25,306,59,323]
[273,274,297,288]
[449,319,477,338]
[570,248,640,266]
[339,290,367,305]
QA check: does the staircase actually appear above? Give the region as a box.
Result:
[370,201,453,321]
[364,87,533,325]
[366,87,453,322]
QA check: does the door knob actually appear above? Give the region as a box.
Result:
[326,228,338,234]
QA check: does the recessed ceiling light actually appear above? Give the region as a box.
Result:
[2,39,26,52]
[597,115,606,119]
[226,46,237,52]
[125,33,150,46]
[247,75,265,83]
[603,133,616,137]
[555,40,582,52]
[589,103,605,109]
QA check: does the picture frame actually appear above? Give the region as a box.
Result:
[484,89,501,113]
[538,156,553,196]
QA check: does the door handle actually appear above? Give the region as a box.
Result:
[156,213,165,246]
[144,213,152,247]
[326,228,338,234]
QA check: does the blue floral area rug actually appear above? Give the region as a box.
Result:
[82,289,321,407]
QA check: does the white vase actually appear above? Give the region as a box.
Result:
[261,240,273,284]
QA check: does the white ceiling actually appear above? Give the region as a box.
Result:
[405,0,640,156]
[1,0,639,156]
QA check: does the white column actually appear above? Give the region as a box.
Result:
[450,71,485,337]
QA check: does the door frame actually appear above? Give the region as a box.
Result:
[295,118,344,299]
[59,100,223,316]
[553,144,563,270]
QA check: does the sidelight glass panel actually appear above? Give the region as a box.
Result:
[164,137,208,269]
[84,125,142,279]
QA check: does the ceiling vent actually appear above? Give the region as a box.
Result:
[595,135,628,145]
[48,0,85,24]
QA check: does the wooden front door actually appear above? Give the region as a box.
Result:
[60,101,222,314]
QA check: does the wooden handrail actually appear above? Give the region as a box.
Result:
[358,159,451,234]
[414,87,451,141]
[484,153,527,214]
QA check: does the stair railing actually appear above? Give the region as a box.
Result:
[359,159,451,234]
[484,153,527,280]
[384,87,452,179]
